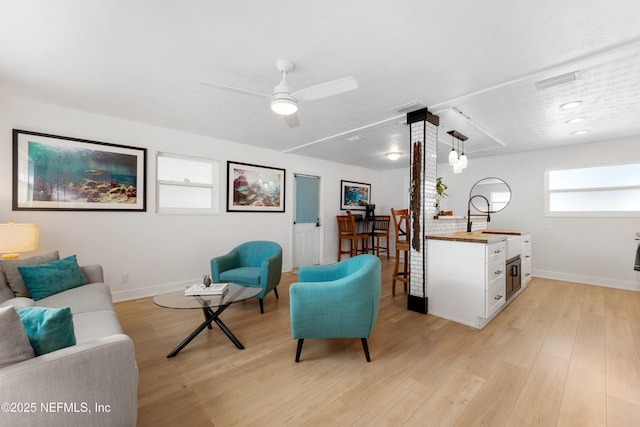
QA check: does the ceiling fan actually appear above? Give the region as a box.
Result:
[200,59,358,128]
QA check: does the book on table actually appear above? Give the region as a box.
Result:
[184,283,229,296]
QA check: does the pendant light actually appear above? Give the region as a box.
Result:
[448,144,458,166]
[446,130,469,173]
[453,161,463,174]
[458,138,468,169]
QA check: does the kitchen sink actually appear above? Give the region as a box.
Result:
[481,231,522,259]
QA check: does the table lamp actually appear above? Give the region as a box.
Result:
[0,221,39,260]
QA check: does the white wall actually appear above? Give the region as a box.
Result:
[378,168,410,213]
[0,94,383,300]
[437,137,640,291]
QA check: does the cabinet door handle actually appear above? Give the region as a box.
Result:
[495,269,503,275]
[494,294,503,301]
[525,255,531,259]
[494,249,503,254]
[525,273,531,277]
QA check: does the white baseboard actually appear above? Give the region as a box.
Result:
[532,269,640,292]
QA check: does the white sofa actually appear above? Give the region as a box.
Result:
[0,263,138,427]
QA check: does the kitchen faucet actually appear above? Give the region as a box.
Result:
[467,195,491,232]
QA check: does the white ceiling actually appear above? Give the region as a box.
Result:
[1,1,639,171]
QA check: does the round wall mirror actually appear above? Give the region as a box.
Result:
[469,177,512,213]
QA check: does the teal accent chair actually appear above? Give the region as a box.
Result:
[210,241,283,313]
[289,254,381,362]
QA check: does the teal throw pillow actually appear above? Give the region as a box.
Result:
[16,306,76,356]
[18,255,87,301]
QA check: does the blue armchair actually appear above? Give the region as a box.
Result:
[210,241,283,313]
[289,254,381,362]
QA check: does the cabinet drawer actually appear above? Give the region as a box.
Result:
[522,234,532,252]
[487,241,506,264]
[486,281,506,318]
[487,259,506,289]
[522,258,532,284]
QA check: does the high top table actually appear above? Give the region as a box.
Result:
[153,283,260,358]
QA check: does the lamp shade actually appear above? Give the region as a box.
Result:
[458,153,468,169]
[0,222,39,259]
[448,148,458,166]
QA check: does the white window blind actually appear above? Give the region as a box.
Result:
[545,163,640,217]
[156,152,219,214]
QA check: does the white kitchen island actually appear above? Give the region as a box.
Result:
[426,230,530,329]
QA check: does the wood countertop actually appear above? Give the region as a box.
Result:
[426,229,528,244]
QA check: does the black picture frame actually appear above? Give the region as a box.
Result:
[226,161,285,212]
[13,129,147,211]
[340,180,371,210]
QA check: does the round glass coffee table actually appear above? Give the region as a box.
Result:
[154,283,260,358]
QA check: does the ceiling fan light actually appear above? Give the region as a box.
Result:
[270,96,298,115]
[385,152,402,161]
[448,148,458,166]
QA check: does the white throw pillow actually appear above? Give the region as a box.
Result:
[0,306,35,368]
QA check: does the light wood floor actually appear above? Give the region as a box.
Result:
[115,259,640,426]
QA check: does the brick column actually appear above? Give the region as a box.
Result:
[406,108,439,314]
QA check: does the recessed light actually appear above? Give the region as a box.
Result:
[385,152,402,160]
[571,130,590,135]
[565,117,585,124]
[560,100,583,110]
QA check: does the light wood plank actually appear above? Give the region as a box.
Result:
[350,377,434,426]
[506,354,569,427]
[403,368,485,426]
[454,361,530,427]
[557,311,606,427]
[604,294,640,407]
[607,396,640,427]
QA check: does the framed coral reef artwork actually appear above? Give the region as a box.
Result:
[12,129,147,211]
[226,161,285,212]
[340,180,371,211]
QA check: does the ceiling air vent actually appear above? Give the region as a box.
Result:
[392,101,426,114]
[535,71,580,90]
[346,135,365,143]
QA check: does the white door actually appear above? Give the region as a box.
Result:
[293,174,320,267]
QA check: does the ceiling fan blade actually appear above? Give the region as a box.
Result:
[199,81,270,99]
[283,112,300,128]
[292,76,358,101]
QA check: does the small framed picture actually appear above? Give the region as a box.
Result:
[227,161,285,212]
[340,180,371,211]
[13,129,146,211]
